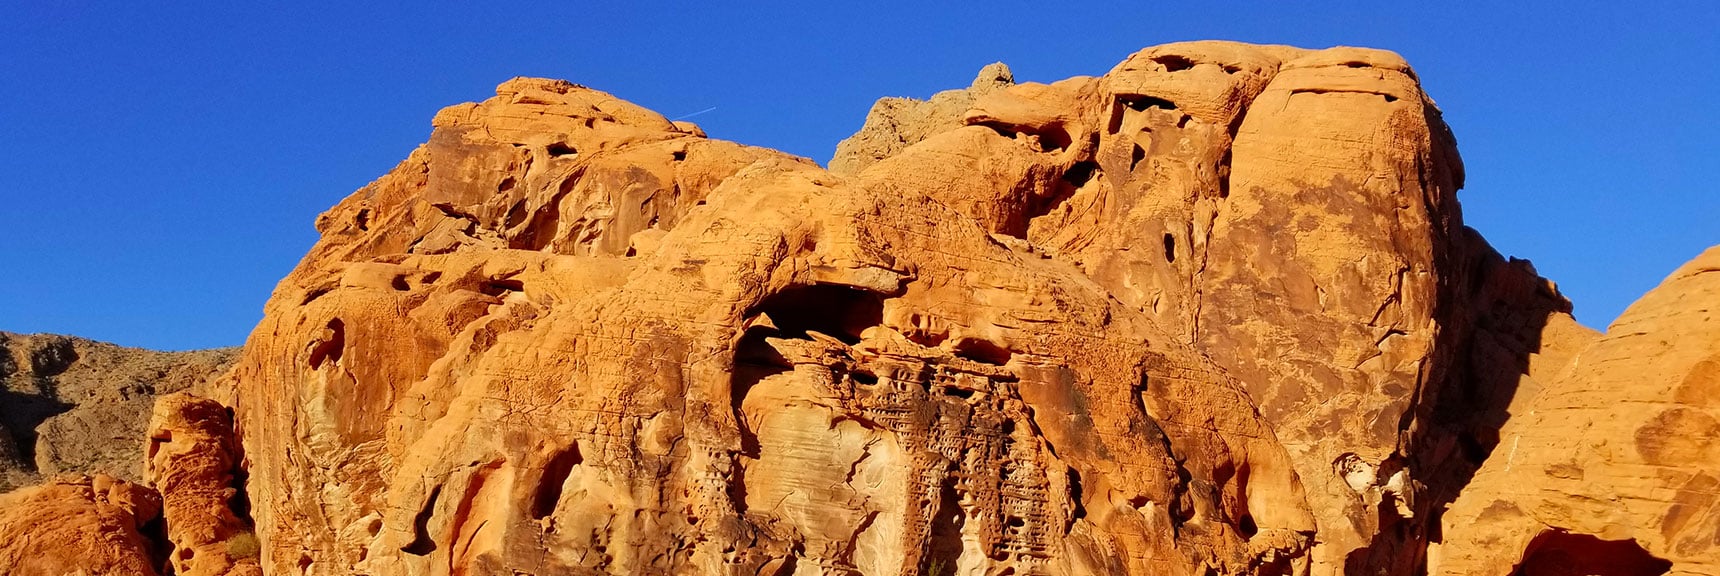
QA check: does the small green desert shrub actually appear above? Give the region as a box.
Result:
[227,531,261,559]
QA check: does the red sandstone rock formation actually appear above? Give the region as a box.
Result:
[147,392,263,576]
[0,474,163,576]
[1433,247,1720,576]
[0,40,1710,576]
[0,391,256,576]
[836,41,1600,575]
[229,71,1314,576]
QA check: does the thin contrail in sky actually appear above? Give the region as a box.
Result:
[673,106,718,121]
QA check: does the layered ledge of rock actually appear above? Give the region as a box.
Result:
[0,332,237,492]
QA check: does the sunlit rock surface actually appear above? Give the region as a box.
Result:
[2,40,1712,576]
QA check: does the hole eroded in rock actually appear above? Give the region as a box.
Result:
[1513,532,1670,576]
[851,369,879,386]
[1163,233,1177,263]
[744,284,885,345]
[981,123,1018,139]
[1036,125,1074,152]
[480,279,525,297]
[1123,95,1178,112]
[952,338,1013,366]
[1062,161,1098,188]
[307,319,345,370]
[402,485,442,555]
[546,142,577,157]
[1131,143,1146,171]
[531,443,582,519]
[1152,54,1196,72]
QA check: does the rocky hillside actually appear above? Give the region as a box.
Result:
[0,41,1713,576]
[0,332,235,492]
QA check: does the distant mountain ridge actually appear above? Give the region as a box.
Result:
[0,331,235,491]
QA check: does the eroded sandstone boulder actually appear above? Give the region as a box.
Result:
[230,67,1319,574]
[835,41,1596,575]
[147,392,262,576]
[1433,246,1720,576]
[0,473,163,576]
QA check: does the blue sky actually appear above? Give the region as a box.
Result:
[1,2,1715,351]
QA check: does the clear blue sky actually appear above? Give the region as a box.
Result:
[1,2,1715,351]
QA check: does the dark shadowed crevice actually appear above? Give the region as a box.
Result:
[925,475,967,575]
[224,407,255,528]
[1062,161,1097,188]
[546,142,577,157]
[402,484,442,556]
[743,284,885,345]
[480,278,525,297]
[1067,468,1086,521]
[1121,95,1177,112]
[503,200,530,230]
[531,443,583,519]
[1152,54,1196,72]
[307,319,345,370]
[1217,148,1233,198]
[1513,532,1670,576]
[952,337,1013,366]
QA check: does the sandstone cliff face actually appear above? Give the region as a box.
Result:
[4,40,1711,576]
[229,71,1314,576]
[836,42,1596,575]
[0,332,236,491]
[1434,246,1720,576]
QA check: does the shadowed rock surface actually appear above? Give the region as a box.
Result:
[1433,246,1720,576]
